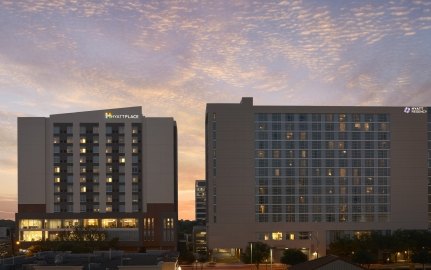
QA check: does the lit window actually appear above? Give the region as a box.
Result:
[102,219,117,228]
[80,137,86,144]
[21,231,42,242]
[106,157,112,163]
[119,157,126,163]
[79,157,86,163]
[54,167,60,173]
[83,219,98,227]
[19,219,42,229]
[120,218,138,228]
[106,195,112,202]
[286,132,293,140]
[80,177,86,183]
[54,177,60,183]
[272,232,283,240]
[106,206,112,212]
[287,233,295,240]
[132,147,139,153]
[106,177,112,183]
[80,147,86,153]
[53,137,60,144]
[300,132,307,140]
[80,186,86,192]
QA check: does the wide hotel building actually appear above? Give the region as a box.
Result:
[16,107,178,251]
[206,97,430,258]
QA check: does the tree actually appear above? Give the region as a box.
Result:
[412,248,431,270]
[352,249,375,269]
[241,242,270,269]
[280,249,307,266]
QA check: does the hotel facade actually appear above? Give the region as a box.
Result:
[16,107,178,251]
[205,98,430,258]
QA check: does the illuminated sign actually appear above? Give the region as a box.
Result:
[403,107,427,114]
[105,112,139,119]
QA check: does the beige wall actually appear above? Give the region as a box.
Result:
[144,118,176,204]
[206,99,429,256]
[18,117,47,205]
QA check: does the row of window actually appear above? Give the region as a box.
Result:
[255,168,390,176]
[53,204,141,213]
[255,113,389,122]
[256,177,388,185]
[53,125,142,135]
[256,231,313,241]
[54,176,140,184]
[257,204,389,212]
[256,213,389,223]
[255,122,389,132]
[20,218,138,230]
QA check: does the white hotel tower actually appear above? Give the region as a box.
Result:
[16,107,178,251]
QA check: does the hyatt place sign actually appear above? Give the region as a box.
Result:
[105,112,139,119]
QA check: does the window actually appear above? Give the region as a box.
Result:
[272,232,283,240]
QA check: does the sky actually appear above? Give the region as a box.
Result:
[0,0,430,221]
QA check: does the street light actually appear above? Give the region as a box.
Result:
[250,242,253,268]
[270,248,273,270]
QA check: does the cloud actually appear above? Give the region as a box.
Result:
[0,0,430,219]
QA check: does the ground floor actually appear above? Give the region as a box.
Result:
[16,203,177,251]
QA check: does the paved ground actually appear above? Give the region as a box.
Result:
[180,263,286,270]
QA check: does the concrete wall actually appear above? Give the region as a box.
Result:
[18,117,46,207]
[206,98,429,255]
[144,118,176,204]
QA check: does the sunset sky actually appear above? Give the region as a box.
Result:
[0,0,430,220]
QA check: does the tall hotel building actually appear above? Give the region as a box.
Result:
[205,97,430,258]
[16,107,178,251]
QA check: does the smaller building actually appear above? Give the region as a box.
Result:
[195,180,206,225]
[192,226,207,254]
[0,227,11,240]
[289,255,366,270]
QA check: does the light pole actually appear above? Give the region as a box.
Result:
[270,248,273,270]
[250,242,253,269]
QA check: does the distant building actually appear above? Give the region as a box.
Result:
[16,107,178,251]
[195,180,207,224]
[192,225,207,254]
[289,255,366,270]
[206,97,430,258]
[0,227,10,240]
